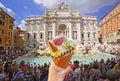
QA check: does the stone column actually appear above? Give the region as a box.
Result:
[67,31,69,38]
[52,22,56,38]
[84,32,88,45]
[44,21,47,43]
[30,24,33,46]
[69,22,72,39]
[77,23,81,42]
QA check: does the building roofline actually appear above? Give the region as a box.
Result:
[100,2,120,21]
[0,8,15,21]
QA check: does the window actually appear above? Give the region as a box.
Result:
[0,13,5,19]
[88,33,90,38]
[115,9,118,14]
[34,43,36,48]
[2,30,4,34]
[116,24,119,29]
[10,20,14,24]
[27,33,30,39]
[10,32,12,37]
[34,33,36,39]
[115,16,119,22]
[110,20,112,24]
[105,24,108,28]
[110,26,113,31]
[40,43,42,46]
[81,34,84,38]
[82,43,84,45]
[48,32,52,40]
[0,21,4,26]
[105,18,107,22]
[9,26,13,30]
[109,14,112,18]
[8,32,12,36]
[0,38,2,43]
[40,33,43,39]
[0,20,2,25]
[2,14,5,19]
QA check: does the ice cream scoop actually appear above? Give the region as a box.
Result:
[53,36,64,46]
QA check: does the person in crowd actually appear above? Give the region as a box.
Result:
[88,62,101,81]
[112,61,120,72]
[19,61,27,73]
[71,60,81,81]
[36,66,41,81]
[0,59,7,81]
[11,63,24,81]
[25,62,34,81]
[105,69,120,81]
[42,74,48,81]
[82,64,90,81]
[7,62,13,81]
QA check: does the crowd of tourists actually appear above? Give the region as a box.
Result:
[0,56,120,81]
[0,47,120,81]
[108,41,120,46]
[0,48,28,62]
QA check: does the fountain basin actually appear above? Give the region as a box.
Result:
[14,52,116,65]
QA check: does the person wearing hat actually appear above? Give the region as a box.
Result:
[11,63,24,81]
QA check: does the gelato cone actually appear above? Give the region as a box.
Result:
[49,35,75,69]
[52,47,75,68]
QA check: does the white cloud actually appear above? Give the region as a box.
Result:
[33,0,115,14]
[34,0,57,8]
[0,2,15,16]
[18,20,25,30]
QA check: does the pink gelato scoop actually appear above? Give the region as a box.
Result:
[53,36,64,46]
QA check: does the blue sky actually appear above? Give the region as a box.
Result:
[0,0,120,30]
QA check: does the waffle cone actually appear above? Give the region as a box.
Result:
[52,52,72,69]
[48,42,57,52]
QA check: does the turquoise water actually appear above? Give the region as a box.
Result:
[15,52,116,65]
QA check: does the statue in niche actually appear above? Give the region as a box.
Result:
[73,32,77,39]
[48,32,52,39]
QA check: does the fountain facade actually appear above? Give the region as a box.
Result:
[25,2,99,50]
